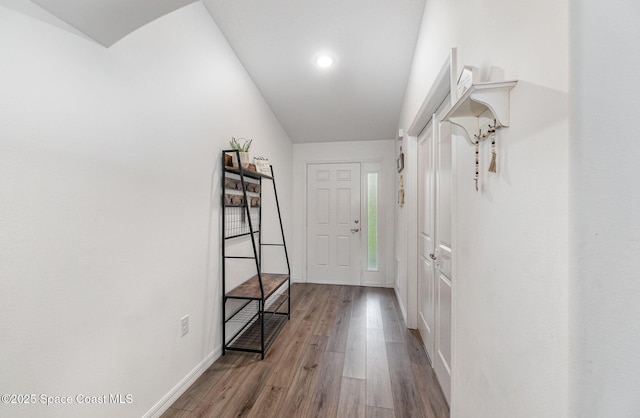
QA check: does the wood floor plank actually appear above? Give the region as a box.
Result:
[262,316,301,363]
[267,313,315,388]
[365,288,383,330]
[245,385,287,418]
[365,406,395,418]
[190,355,264,417]
[278,335,328,417]
[290,282,316,311]
[266,283,330,364]
[379,289,405,343]
[296,285,332,341]
[365,328,394,409]
[307,351,345,418]
[263,289,313,364]
[344,286,367,378]
[351,286,367,318]
[160,407,193,418]
[216,361,273,418]
[386,341,430,418]
[412,363,450,418]
[314,285,342,336]
[343,313,366,379]
[167,351,245,412]
[337,377,365,418]
[387,291,431,366]
[405,328,431,366]
[326,286,353,353]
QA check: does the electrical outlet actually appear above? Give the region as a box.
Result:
[180,315,189,337]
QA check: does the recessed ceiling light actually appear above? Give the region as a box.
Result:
[316,55,334,68]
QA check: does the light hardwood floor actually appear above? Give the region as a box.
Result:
[162,284,449,418]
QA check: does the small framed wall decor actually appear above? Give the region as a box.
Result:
[253,156,271,176]
[397,147,405,173]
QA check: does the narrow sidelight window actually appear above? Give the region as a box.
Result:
[367,172,378,270]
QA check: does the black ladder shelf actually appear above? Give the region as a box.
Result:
[221,150,291,359]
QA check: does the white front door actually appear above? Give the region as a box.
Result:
[418,118,436,363]
[307,163,362,285]
[434,105,453,403]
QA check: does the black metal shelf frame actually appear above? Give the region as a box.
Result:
[221,150,291,359]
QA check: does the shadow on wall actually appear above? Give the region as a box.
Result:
[203,151,223,355]
[497,80,569,189]
[509,80,569,137]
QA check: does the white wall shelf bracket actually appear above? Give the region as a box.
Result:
[443,80,517,144]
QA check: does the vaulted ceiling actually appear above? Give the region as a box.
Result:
[29,0,200,47]
[22,0,426,143]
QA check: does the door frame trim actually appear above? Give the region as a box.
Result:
[407,48,455,137]
[302,158,389,286]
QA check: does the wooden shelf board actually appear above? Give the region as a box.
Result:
[225,167,272,180]
[225,273,289,300]
[264,293,288,313]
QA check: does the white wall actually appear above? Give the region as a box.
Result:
[0,3,292,417]
[394,136,417,327]
[570,0,640,416]
[396,0,569,416]
[291,140,396,287]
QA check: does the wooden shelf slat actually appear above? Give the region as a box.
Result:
[225,273,289,300]
[225,167,272,180]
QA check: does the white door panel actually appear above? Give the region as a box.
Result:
[418,256,435,335]
[433,104,452,403]
[437,274,453,370]
[417,120,436,363]
[307,163,361,285]
[437,246,452,281]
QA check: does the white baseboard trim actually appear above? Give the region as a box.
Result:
[143,346,222,418]
[394,287,408,327]
[361,280,394,288]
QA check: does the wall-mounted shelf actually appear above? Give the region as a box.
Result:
[443,80,517,144]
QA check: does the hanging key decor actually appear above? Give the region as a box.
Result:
[488,127,497,173]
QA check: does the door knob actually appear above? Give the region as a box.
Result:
[351,228,360,233]
[429,253,437,260]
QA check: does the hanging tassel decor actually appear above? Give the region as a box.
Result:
[488,128,497,173]
[474,136,480,191]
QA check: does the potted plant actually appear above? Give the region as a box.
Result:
[229,137,252,168]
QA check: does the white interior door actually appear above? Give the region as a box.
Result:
[307,163,361,285]
[418,118,436,363]
[417,102,453,403]
[433,105,453,403]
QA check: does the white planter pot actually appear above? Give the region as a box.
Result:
[230,151,250,168]
[239,152,250,168]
